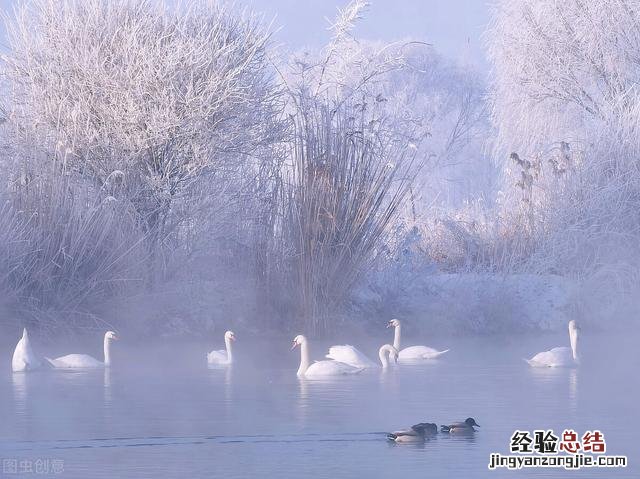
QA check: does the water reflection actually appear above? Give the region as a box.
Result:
[11,372,28,411]
[296,378,310,425]
[569,368,578,413]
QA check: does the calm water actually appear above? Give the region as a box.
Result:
[0,331,637,478]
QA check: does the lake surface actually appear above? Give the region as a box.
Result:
[0,330,637,478]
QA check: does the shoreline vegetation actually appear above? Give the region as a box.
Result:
[1,0,638,337]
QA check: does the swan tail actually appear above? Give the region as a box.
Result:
[427,349,450,359]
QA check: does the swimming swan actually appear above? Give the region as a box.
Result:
[387,319,449,360]
[207,331,235,366]
[526,320,580,368]
[12,328,43,372]
[46,331,118,368]
[325,345,376,368]
[326,344,398,368]
[292,335,364,377]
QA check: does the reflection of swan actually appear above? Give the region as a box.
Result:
[387,319,449,360]
[569,368,578,412]
[12,371,28,408]
[526,320,579,367]
[12,329,43,372]
[46,331,118,368]
[207,331,235,366]
[292,335,364,377]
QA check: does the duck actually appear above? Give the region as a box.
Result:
[46,331,118,368]
[526,320,580,367]
[207,331,236,366]
[387,422,438,443]
[292,335,364,378]
[387,319,449,361]
[12,328,43,372]
[440,417,480,434]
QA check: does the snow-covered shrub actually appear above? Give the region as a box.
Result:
[486,0,640,324]
[1,0,280,283]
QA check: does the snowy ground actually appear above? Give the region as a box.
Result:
[354,273,579,334]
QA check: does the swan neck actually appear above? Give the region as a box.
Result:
[379,347,389,368]
[104,337,111,367]
[225,336,233,362]
[569,326,579,362]
[393,325,401,350]
[297,340,310,376]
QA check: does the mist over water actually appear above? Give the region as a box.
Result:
[2,329,637,478]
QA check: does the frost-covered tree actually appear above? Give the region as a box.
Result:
[2,0,280,280]
[487,0,640,320]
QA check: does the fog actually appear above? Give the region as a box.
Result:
[1,0,639,477]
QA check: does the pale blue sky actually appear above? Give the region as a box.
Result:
[0,0,491,68]
[250,0,490,67]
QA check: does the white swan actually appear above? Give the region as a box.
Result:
[526,320,580,367]
[378,344,399,368]
[325,345,377,369]
[387,319,450,360]
[12,328,43,372]
[207,330,235,366]
[292,335,364,377]
[46,331,118,368]
[326,344,398,368]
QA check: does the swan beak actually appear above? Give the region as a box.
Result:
[386,322,392,328]
[113,335,119,341]
[230,335,236,342]
[291,341,298,350]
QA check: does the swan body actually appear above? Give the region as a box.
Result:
[207,331,235,366]
[12,328,42,372]
[292,335,364,377]
[526,320,579,368]
[326,345,377,369]
[46,331,118,369]
[387,423,437,443]
[398,345,450,361]
[387,319,450,360]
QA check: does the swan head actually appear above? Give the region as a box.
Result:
[291,334,307,350]
[568,320,579,332]
[105,331,119,341]
[387,319,400,329]
[225,331,236,342]
[465,417,480,428]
